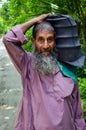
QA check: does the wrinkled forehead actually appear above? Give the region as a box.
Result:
[32,22,55,38]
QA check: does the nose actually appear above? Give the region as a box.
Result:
[43,40,49,49]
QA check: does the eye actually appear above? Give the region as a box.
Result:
[38,37,44,43]
[47,37,54,43]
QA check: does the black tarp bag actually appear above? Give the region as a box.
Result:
[45,14,85,68]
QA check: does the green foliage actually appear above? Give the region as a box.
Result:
[22,28,32,52]
[82,44,86,55]
[0,17,9,37]
[77,61,86,120]
[78,77,86,120]
[0,0,86,44]
[78,78,86,98]
[77,61,86,77]
[0,18,4,37]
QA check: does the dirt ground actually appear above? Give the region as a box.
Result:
[0,39,22,130]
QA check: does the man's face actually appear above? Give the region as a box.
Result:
[32,29,57,75]
[33,30,55,57]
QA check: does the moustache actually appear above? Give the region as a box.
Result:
[40,48,52,53]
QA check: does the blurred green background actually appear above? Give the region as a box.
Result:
[0,0,86,120]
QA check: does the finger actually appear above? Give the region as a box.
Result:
[40,13,51,18]
[44,13,51,15]
[44,13,52,17]
[37,13,52,23]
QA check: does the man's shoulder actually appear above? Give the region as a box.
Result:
[26,52,33,58]
[25,52,34,62]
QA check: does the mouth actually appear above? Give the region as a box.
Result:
[40,51,50,56]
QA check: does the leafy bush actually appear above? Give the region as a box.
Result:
[77,61,86,77]
[22,28,32,52]
[78,77,86,120]
[77,61,86,120]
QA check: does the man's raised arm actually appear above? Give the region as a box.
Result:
[3,13,51,74]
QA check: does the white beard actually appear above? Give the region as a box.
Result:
[33,48,57,75]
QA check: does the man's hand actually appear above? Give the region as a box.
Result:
[35,13,51,23]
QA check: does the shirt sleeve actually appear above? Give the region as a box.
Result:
[72,82,86,130]
[3,25,28,74]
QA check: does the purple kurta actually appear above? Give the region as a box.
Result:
[3,25,86,130]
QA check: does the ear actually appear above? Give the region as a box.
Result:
[31,36,35,46]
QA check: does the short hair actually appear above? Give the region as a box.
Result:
[32,21,55,39]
